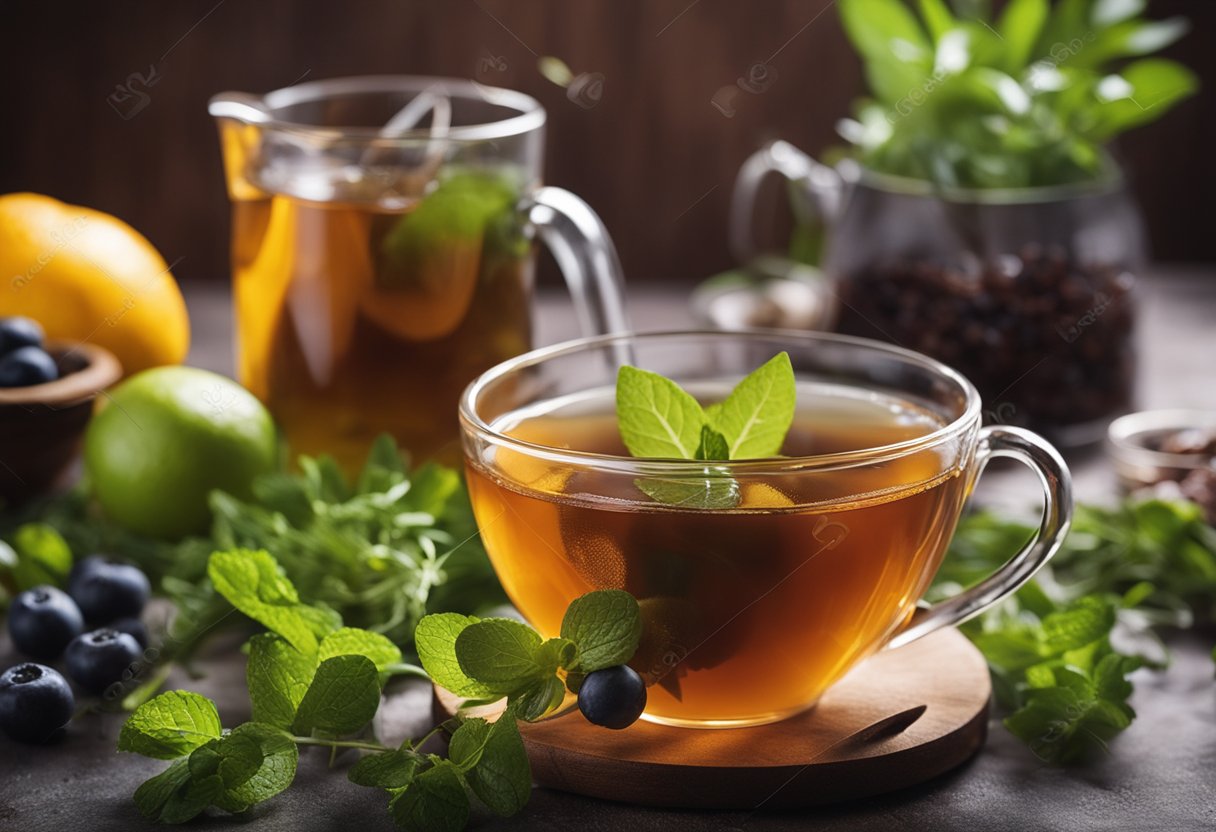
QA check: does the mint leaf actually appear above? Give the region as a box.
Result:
[292,655,381,735]
[348,749,420,788]
[510,675,567,722]
[319,627,404,672]
[560,590,643,673]
[534,637,577,673]
[705,352,795,459]
[213,723,298,811]
[465,714,531,817]
[188,737,261,796]
[636,475,741,510]
[447,717,491,771]
[247,635,318,730]
[208,549,318,653]
[1040,597,1117,653]
[9,523,72,590]
[133,758,217,824]
[694,425,730,461]
[416,613,498,698]
[119,690,223,760]
[454,619,544,688]
[389,760,469,832]
[615,365,708,459]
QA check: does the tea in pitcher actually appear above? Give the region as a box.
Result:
[231,168,532,469]
[465,383,971,726]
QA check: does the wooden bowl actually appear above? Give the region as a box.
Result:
[0,341,123,503]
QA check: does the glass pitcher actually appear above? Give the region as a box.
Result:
[210,76,628,469]
[731,141,1144,445]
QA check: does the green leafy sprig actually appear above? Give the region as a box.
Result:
[4,435,505,646]
[836,0,1199,188]
[120,548,642,830]
[935,497,1216,762]
[614,352,796,509]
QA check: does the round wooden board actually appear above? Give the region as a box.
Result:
[434,627,991,810]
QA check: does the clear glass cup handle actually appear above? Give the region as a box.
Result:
[729,140,845,263]
[886,425,1074,650]
[524,186,631,337]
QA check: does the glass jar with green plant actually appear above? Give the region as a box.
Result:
[730,0,1197,443]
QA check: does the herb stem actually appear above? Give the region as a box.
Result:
[292,736,393,753]
[383,662,431,680]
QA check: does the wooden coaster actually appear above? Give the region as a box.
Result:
[434,628,991,809]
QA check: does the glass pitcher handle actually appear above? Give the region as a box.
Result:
[729,140,845,264]
[524,187,630,337]
[886,425,1073,650]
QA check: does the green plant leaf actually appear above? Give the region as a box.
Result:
[510,675,567,722]
[839,0,934,104]
[132,759,216,824]
[389,760,470,832]
[319,627,404,672]
[454,619,544,687]
[464,715,531,817]
[1091,0,1145,27]
[560,589,643,673]
[706,352,795,459]
[694,425,730,462]
[996,0,1049,72]
[348,749,420,789]
[1089,59,1199,139]
[635,475,742,510]
[1071,17,1189,69]
[615,365,708,459]
[447,717,491,771]
[292,655,381,735]
[9,523,72,590]
[918,0,955,42]
[208,549,318,654]
[1040,596,1117,653]
[210,723,298,811]
[118,690,223,760]
[247,634,318,729]
[416,613,498,698]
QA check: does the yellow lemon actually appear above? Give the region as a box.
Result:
[0,192,189,374]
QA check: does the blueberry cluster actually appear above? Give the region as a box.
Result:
[1,556,150,743]
[0,316,58,387]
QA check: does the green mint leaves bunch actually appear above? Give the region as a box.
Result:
[23,434,505,649]
[614,352,796,509]
[837,0,1199,189]
[417,589,643,720]
[120,547,643,830]
[935,496,1216,762]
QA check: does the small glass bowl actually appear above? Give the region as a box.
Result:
[1107,409,1216,494]
[690,257,832,332]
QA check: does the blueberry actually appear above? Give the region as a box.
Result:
[0,345,59,387]
[109,617,149,649]
[0,663,75,743]
[7,585,85,661]
[68,556,150,626]
[0,316,44,355]
[64,628,142,695]
[576,665,647,730]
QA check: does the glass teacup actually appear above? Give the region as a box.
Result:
[460,331,1072,728]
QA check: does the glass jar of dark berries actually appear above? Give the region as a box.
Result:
[732,142,1144,444]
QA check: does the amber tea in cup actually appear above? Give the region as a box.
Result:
[212,77,626,469]
[461,332,1072,728]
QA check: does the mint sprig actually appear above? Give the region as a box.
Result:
[937,496,1216,763]
[121,549,644,830]
[615,352,796,509]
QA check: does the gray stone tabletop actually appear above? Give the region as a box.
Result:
[2,268,1215,832]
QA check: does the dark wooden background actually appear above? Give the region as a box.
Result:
[0,0,1212,288]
